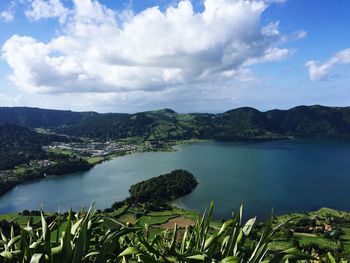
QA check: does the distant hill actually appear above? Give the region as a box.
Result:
[1,105,350,140]
[0,107,97,128]
[266,105,350,137]
[210,107,270,140]
[56,109,209,140]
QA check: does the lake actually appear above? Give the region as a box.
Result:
[1,140,350,219]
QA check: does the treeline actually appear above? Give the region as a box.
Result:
[41,158,92,176]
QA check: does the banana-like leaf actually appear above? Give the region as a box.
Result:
[328,253,336,263]
[242,218,256,236]
[221,256,239,263]
[7,236,21,248]
[0,250,15,260]
[29,253,43,263]
[119,246,139,257]
[186,253,207,261]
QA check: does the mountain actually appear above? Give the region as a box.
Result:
[1,105,350,140]
[210,107,270,140]
[0,107,97,128]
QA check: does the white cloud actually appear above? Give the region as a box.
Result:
[0,1,16,23]
[3,0,297,99]
[25,0,70,23]
[244,47,293,66]
[306,48,350,81]
[0,93,22,106]
[222,68,256,82]
[292,30,307,40]
[0,10,14,22]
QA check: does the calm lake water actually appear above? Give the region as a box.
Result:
[1,140,350,219]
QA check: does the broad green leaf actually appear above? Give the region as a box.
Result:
[186,254,207,260]
[119,247,139,257]
[30,253,43,263]
[7,236,21,248]
[242,218,256,236]
[221,256,239,263]
[0,251,14,260]
[328,252,336,263]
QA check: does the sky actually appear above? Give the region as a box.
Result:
[0,0,349,113]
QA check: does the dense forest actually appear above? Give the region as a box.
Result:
[2,105,350,141]
[0,124,46,170]
[0,107,97,128]
[129,169,198,206]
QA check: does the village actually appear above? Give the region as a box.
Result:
[43,141,138,158]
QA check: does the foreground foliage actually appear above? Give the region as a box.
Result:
[0,203,316,263]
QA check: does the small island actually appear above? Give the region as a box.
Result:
[129,169,198,205]
[106,169,198,213]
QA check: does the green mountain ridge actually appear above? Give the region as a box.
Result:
[1,105,350,140]
[0,107,97,128]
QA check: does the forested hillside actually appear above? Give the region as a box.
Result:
[57,105,350,140]
[266,105,350,137]
[0,124,70,170]
[56,109,208,140]
[1,105,350,140]
[0,107,97,128]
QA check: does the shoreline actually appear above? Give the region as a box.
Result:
[0,136,293,198]
[0,136,319,212]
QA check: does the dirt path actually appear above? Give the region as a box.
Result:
[294,232,318,237]
[156,216,194,229]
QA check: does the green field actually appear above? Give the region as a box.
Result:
[46,147,74,156]
[0,214,44,226]
[85,156,105,164]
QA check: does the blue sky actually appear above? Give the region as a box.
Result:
[0,0,349,113]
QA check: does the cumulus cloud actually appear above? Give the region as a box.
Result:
[25,0,70,23]
[306,48,350,81]
[3,0,296,97]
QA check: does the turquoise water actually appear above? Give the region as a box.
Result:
[1,140,350,219]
